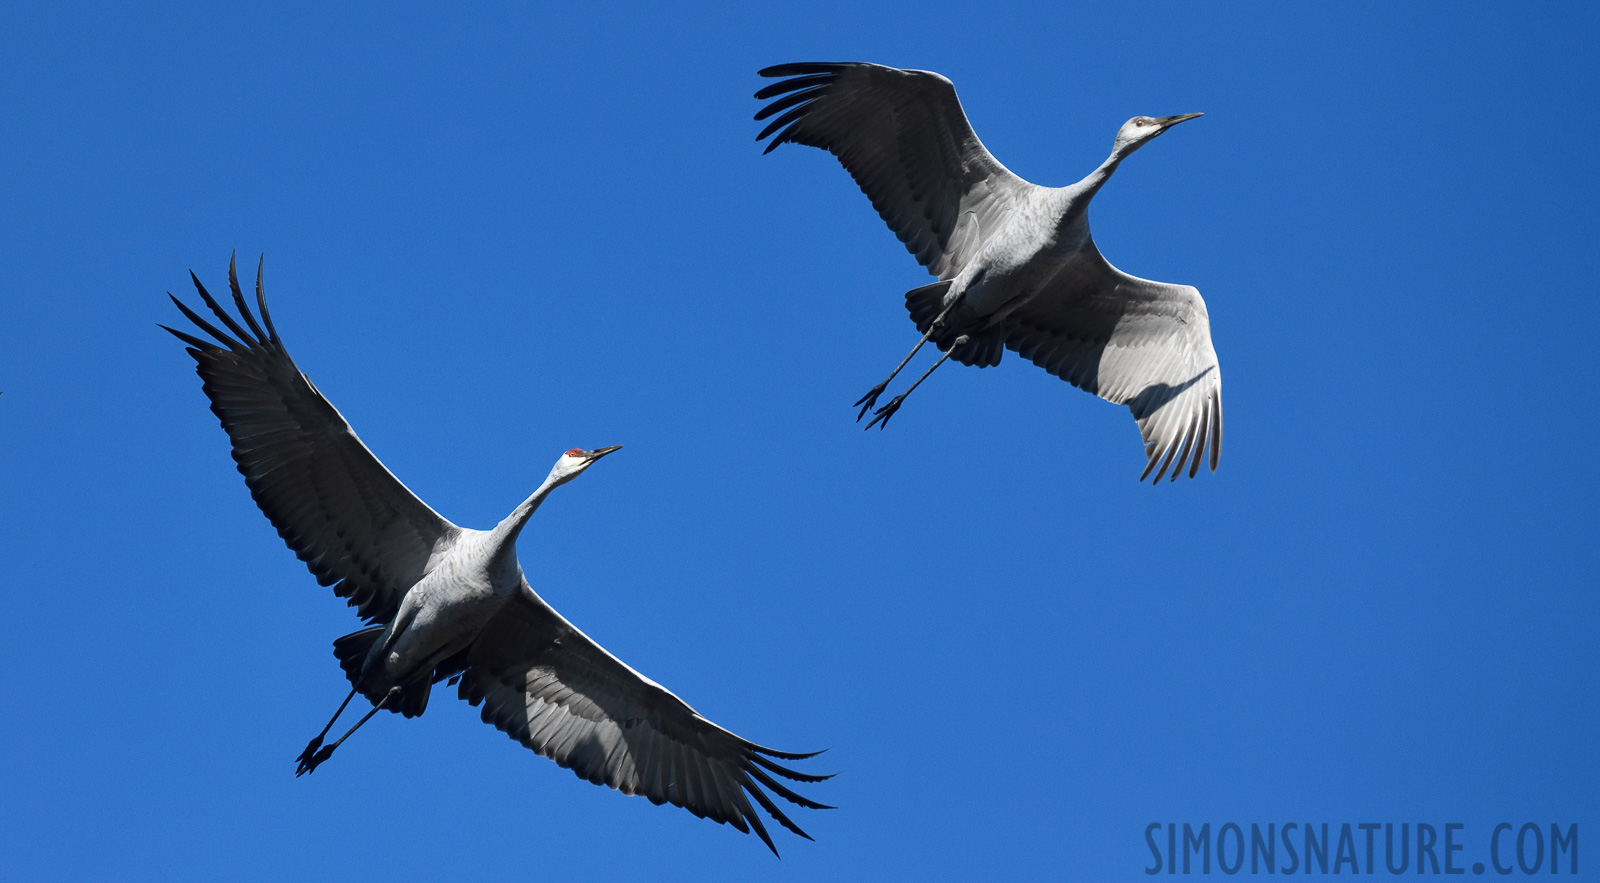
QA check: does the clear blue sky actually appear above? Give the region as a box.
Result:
[1,2,1596,879]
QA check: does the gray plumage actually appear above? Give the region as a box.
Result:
[756,62,1222,481]
[164,256,828,855]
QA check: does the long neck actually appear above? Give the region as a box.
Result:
[1072,151,1126,207]
[1060,140,1140,228]
[492,470,564,547]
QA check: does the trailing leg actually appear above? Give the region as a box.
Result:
[856,282,961,420]
[864,335,969,430]
[296,686,401,776]
[295,687,357,773]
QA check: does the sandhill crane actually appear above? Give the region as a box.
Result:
[164,257,829,855]
[755,62,1222,482]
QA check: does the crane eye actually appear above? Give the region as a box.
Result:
[565,448,585,458]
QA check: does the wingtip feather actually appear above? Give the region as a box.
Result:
[743,777,813,843]
[757,62,843,79]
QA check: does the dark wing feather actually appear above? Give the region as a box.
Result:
[460,584,831,856]
[1003,243,1223,481]
[756,61,1035,280]
[165,256,459,621]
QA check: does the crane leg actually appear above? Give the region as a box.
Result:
[294,687,357,773]
[854,298,963,421]
[854,336,932,421]
[863,335,969,430]
[295,686,401,776]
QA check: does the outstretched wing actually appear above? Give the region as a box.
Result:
[756,61,1036,280]
[164,255,459,622]
[460,585,831,856]
[1004,243,1223,482]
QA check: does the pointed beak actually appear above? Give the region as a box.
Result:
[583,445,623,460]
[1155,112,1204,130]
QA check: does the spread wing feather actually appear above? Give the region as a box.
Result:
[1004,243,1223,481]
[460,585,832,856]
[756,61,1036,280]
[164,256,459,621]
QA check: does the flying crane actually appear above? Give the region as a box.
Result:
[757,62,1222,481]
[164,257,829,855]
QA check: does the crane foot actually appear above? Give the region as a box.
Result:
[853,382,889,421]
[295,735,324,770]
[296,743,336,777]
[863,394,906,430]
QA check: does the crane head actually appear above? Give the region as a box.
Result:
[1113,113,1203,158]
[549,445,623,484]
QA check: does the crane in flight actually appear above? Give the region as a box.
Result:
[755,62,1222,482]
[164,256,829,855]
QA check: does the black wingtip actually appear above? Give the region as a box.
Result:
[755,103,811,143]
[254,256,280,344]
[747,765,833,811]
[756,825,781,858]
[224,255,270,344]
[753,73,834,102]
[743,778,814,842]
[757,62,843,78]
[749,743,828,761]
[752,753,837,784]
[159,322,211,351]
[190,263,258,347]
[754,65,847,153]
[168,290,244,351]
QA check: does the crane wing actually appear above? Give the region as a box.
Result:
[755,61,1035,280]
[459,584,831,856]
[1004,243,1223,481]
[164,256,460,622]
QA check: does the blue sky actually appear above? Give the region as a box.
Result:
[1,1,1596,879]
